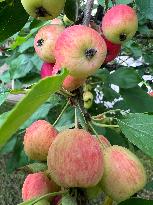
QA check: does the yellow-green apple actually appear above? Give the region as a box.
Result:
[21,0,65,20]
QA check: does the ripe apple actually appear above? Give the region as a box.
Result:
[23,120,58,161]
[47,128,104,187]
[40,62,54,78]
[34,25,64,63]
[54,25,107,78]
[21,0,65,20]
[100,145,147,202]
[102,35,121,63]
[53,63,86,91]
[102,5,138,44]
[22,172,59,201]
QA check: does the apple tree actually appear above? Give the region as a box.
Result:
[0,0,153,205]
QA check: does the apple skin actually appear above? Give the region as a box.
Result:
[51,18,64,26]
[41,62,54,78]
[100,145,147,202]
[47,128,104,188]
[103,35,121,63]
[21,0,65,20]
[22,172,59,201]
[40,62,85,91]
[23,120,58,161]
[54,25,107,78]
[102,5,138,44]
[34,25,64,63]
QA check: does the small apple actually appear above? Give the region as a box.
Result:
[100,145,147,202]
[21,0,65,20]
[53,63,86,91]
[102,4,138,44]
[54,25,107,78]
[34,25,64,63]
[40,62,54,78]
[102,35,121,63]
[47,129,104,188]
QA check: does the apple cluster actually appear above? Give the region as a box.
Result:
[22,120,147,204]
[20,1,138,92]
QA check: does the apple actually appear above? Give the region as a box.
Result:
[34,25,64,63]
[100,146,147,202]
[53,63,86,91]
[40,62,54,78]
[21,0,65,20]
[102,4,138,44]
[103,35,121,63]
[47,128,104,187]
[54,25,107,78]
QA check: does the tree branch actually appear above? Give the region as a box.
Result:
[83,0,94,26]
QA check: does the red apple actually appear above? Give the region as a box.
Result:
[103,35,121,63]
[54,25,107,78]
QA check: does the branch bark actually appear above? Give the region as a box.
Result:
[83,0,94,26]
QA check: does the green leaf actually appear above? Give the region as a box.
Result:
[136,0,153,20]
[118,198,153,205]
[20,103,52,129]
[120,86,153,113]
[98,0,133,6]
[64,0,78,22]
[9,54,34,79]
[118,113,153,157]
[0,69,68,149]
[19,162,47,173]
[110,68,141,89]
[62,193,77,205]
[0,0,28,42]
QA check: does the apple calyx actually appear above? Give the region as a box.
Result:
[85,48,97,60]
[119,33,127,42]
[36,39,44,47]
[35,7,52,19]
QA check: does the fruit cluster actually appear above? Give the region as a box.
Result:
[20,2,146,204]
[22,120,147,204]
[21,3,138,92]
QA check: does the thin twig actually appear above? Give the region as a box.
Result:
[83,0,94,26]
[53,101,69,126]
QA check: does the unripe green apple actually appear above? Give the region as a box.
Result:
[102,4,138,44]
[21,0,65,20]
[83,91,94,109]
[100,145,147,202]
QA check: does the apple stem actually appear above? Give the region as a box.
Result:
[53,101,69,126]
[103,196,113,205]
[83,0,94,26]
